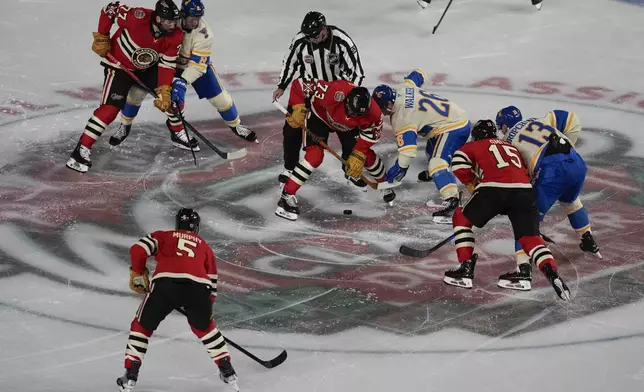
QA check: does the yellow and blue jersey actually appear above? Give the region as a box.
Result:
[389,69,470,161]
[550,110,581,146]
[178,18,213,84]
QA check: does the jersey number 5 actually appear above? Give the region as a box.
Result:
[176,238,197,258]
[417,89,450,117]
[489,144,522,169]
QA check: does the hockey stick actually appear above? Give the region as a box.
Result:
[399,233,455,258]
[175,307,288,369]
[172,103,198,166]
[106,53,247,161]
[432,0,454,34]
[272,100,400,191]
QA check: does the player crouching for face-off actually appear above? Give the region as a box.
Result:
[110,0,256,152]
[275,80,393,221]
[372,69,471,224]
[66,0,183,173]
[118,208,239,392]
[443,119,571,301]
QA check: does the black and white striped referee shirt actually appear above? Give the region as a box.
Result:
[277,26,365,90]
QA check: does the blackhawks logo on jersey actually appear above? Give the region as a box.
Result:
[131,48,160,69]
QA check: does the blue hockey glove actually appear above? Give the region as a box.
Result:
[171,78,188,105]
[385,160,408,183]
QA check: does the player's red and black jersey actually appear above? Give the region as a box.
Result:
[130,229,218,298]
[304,79,382,154]
[97,2,183,87]
[451,138,532,190]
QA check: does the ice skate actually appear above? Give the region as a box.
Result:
[275,190,299,221]
[417,170,433,182]
[218,357,240,391]
[109,123,132,146]
[168,121,200,151]
[116,361,140,392]
[542,263,571,301]
[579,231,602,259]
[444,254,477,289]
[417,0,431,9]
[345,174,368,188]
[532,0,543,10]
[432,197,459,224]
[66,142,92,173]
[497,262,532,291]
[231,124,257,143]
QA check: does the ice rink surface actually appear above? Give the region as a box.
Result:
[1,0,644,391]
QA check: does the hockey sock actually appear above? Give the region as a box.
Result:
[284,146,323,195]
[165,103,185,132]
[431,168,459,199]
[453,207,475,262]
[191,321,231,365]
[124,319,152,369]
[79,105,119,149]
[120,101,141,125]
[365,150,385,181]
[519,236,557,273]
[208,93,240,128]
[514,240,531,266]
[563,198,591,235]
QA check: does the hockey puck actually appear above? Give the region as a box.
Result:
[343,209,352,215]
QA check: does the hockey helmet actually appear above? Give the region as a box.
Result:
[181,0,205,17]
[471,119,498,141]
[372,84,397,115]
[176,208,201,233]
[155,0,180,20]
[345,87,372,117]
[495,105,522,130]
[301,11,326,38]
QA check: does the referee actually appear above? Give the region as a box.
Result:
[272,11,365,184]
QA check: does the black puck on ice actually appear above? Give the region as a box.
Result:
[343,209,352,215]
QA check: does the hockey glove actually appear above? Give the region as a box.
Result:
[171,78,188,105]
[129,268,150,294]
[153,85,172,112]
[385,160,408,183]
[344,149,367,178]
[91,32,111,58]
[286,103,307,129]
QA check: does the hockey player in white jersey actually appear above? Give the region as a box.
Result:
[372,69,471,223]
[494,105,601,291]
[109,0,256,149]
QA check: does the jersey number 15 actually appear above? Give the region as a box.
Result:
[489,144,522,169]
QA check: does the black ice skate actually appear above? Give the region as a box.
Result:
[278,169,292,185]
[532,0,543,10]
[231,124,257,143]
[417,0,431,9]
[218,357,240,392]
[167,120,200,151]
[579,231,602,259]
[66,142,92,173]
[116,361,141,392]
[382,188,396,205]
[345,174,368,188]
[275,190,299,221]
[432,197,459,224]
[109,123,132,146]
[444,254,477,289]
[417,170,433,182]
[497,262,532,291]
[542,263,571,301]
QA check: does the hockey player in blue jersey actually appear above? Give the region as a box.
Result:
[372,69,471,223]
[495,106,601,291]
[109,0,256,151]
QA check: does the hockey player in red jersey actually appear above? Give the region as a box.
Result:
[117,208,238,392]
[275,79,392,221]
[66,0,184,173]
[444,119,571,301]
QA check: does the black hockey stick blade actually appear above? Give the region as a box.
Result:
[224,337,288,369]
[175,307,287,369]
[399,233,455,258]
[182,119,247,160]
[540,231,556,244]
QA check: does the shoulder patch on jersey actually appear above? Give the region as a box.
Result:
[199,27,208,38]
[134,9,145,19]
[334,91,345,102]
[350,45,357,54]
[303,55,314,64]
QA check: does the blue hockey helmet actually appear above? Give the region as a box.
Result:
[372,84,397,115]
[495,106,522,130]
[181,0,205,17]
